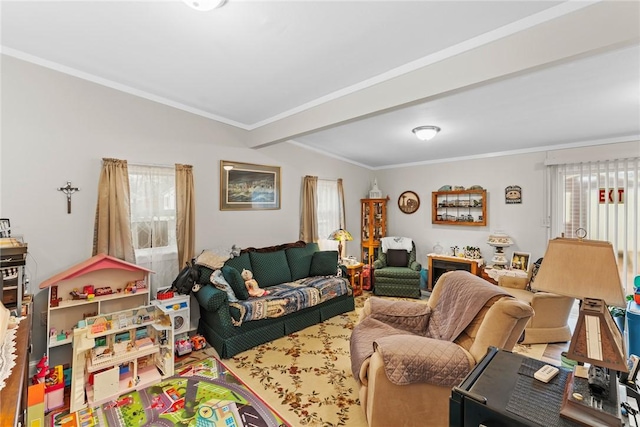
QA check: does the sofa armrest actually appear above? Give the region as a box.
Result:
[372,335,474,387]
[498,275,528,290]
[194,285,228,312]
[528,292,575,328]
[373,259,385,269]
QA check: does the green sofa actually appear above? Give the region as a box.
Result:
[194,241,355,358]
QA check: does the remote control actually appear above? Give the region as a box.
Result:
[534,365,559,383]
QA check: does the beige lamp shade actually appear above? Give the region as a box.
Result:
[532,237,626,307]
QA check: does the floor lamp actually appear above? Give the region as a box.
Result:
[533,237,628,426]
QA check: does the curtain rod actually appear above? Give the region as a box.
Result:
[129,161,174,168]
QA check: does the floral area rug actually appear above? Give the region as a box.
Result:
[178,291,544,427]
[225,294,369,427]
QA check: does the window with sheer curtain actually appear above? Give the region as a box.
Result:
[128,164,179,295]
[317,179,341,250]
[549,158,639,294]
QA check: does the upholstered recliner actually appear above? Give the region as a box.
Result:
[350,271,534,427]
[498,261,574,344]
[373,237,421,298]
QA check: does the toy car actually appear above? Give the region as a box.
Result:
[190,334,207,351]
[175,338,192,356]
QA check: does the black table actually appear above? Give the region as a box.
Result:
[450,347,585,427]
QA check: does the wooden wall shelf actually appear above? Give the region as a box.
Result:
[432,190,487,226]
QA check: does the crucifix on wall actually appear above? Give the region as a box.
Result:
[57,181,79,214]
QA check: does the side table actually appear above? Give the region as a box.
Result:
[343,262,364,296]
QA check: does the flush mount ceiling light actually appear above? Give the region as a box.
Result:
[182,0,226,11]
[412,126,441,141]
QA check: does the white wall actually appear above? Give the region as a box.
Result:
[3,55,637,362]
[0,56,373,359]
[375,153,549,267]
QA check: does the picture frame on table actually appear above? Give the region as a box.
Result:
[0,219,10,238]
[510,251,531,272]
[220,161,281,211]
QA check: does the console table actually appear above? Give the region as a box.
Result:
[427,254,483,291]
[0,310,32,426]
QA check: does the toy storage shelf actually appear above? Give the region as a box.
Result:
[431,190,487,226]
[69,305,174,412]
[40,254,152,367]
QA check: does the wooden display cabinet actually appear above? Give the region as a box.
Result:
[361,198,388,264]
[40,254,152,367]
[1,237,28,308]
[69,305,174,412]
[432,189,487,226]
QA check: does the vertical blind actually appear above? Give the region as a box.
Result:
[549,158,639,294]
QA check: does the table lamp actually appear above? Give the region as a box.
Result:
[328,228,353,262]
[487,232,513,269]
[532,236,628,426]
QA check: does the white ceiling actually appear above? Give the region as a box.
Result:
[2,0,639,169]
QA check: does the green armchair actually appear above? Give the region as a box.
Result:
[373,240,422,298]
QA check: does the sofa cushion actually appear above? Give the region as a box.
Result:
[222,265,249,300]
[310,250,339,276]
[386,249,408,267]
[286,243,318,280]
[224,252,252,274]
[249,251,293,287]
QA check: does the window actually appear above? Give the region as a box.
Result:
[549,158,639,294]
[317,180,340,240]
[128,164,178,294]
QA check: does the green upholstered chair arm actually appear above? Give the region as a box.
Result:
[373,259,385,269]
[194,284,228,312]
[409,261,421,271]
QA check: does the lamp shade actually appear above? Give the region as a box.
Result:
[328,229,353,242]
[532,237,626,307]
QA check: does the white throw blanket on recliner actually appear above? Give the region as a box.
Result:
[380,236,412,253]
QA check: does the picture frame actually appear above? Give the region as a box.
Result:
[0,218,10,238]
[220,161,281,211]
[510,251,531,272]
[398,191,420,214]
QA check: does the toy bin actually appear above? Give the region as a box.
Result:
[626,300,640,358]
[45,382,65,411]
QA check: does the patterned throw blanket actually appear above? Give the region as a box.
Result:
[229,276,350,326]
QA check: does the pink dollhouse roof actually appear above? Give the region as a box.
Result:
[39,253,153,289]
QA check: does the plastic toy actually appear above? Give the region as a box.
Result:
[175,338,192,356]
[190,334,207,351]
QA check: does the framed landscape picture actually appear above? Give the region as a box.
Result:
[510,251,531,272]
[220,161,281,210]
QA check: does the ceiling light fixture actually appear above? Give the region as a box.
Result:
[412,126,441,141]
[182,0,226,12]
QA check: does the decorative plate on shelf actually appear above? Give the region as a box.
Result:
[398,191,420,214]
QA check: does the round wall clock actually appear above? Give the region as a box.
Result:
[398,191,420,214]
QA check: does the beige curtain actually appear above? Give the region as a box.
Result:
[337,178,346,229]
[176,164,195,269]
[300,175,318,242]
[93,158,136,263]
